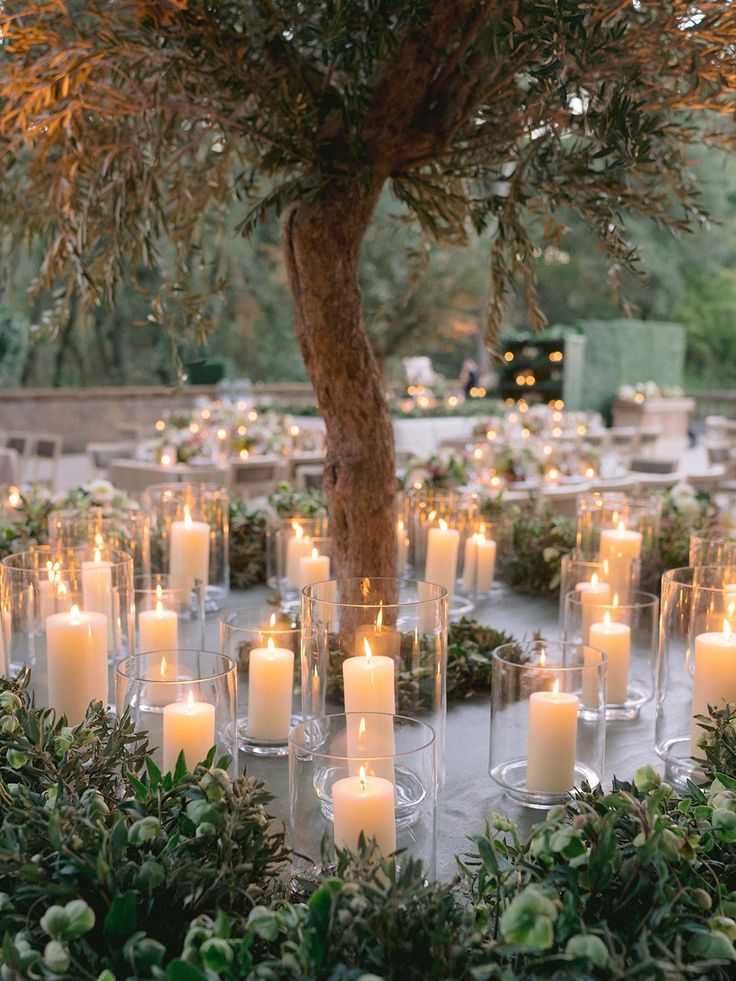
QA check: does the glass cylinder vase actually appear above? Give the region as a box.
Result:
[115,650,238,776]
[48,506,151,577]
[575,491,660,599]
[657,566,736,788]
[301,578,447,783]
[561,590,658,719]
[409,493,475,617]
[0,545,134,722]
[143,483,229,613]
[558,550,640,625]
[689,532,736,567]
[134,574,206,654]
[288,713,436,881]
[489,640,607,807]
[220,607,300,755]
[266,515,330,599]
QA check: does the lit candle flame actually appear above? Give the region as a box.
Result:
[603,559,609,577]
[591,573,599,588]
[359,765,367,791]
[540,649,546,667]
[724,620,732,641]
[156,598,164,616]
[156,584,163,602]
[95,533,104,550]
[267,637,275,653]
[187,690,195,712]
[439,518,448,532]
[427,509,437,523]
[604,610,612,627]
[184,505,192,528]
[363,638,372,663]
[270,613,276,627]
[552,678,560,697]
[397,518,404,532]
[160,655,167,678]
[613,593,619,609]
[617,520,626,535]
[311,547,318,560]
[359,716,366,747]
[70,604,80,626]
[94,547,102,564]
[57,580,67,598]
[376,601,383,631]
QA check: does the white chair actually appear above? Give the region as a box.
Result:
[27,435,62,490]
[87,441,136,476]
[228,456,286,499]
[4,432,31,482]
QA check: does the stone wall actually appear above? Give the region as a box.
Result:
[0,383,316,451]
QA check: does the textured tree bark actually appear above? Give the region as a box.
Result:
[284,180,397,583]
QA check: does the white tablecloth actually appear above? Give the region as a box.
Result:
[393,416,477,454]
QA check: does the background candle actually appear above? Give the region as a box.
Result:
[162,692,216,772]
[46,605,108,725]
[576,574,612,642]
[462,531,496,594]
[169,505,210,596]
[82,548,114,644]
[354,603,401,658]
[332,766,396,857]
[247,637,294,741]
[599,522,641,600]
[526,681,578,794]
[589,612,630,704]
[138,599,179,656]
[691,621,736,749]
[425,519,460,603]
[298,547,330,591]
[286,523,312,587]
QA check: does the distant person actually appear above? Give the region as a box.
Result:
[461,358,480,397]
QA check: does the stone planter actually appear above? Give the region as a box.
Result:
[612,397,694,452]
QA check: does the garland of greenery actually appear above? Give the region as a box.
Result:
[2,672,736,979]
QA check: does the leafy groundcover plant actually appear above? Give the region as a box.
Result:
[3,669,736,979]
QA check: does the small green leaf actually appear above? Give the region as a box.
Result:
[104,890,138,940]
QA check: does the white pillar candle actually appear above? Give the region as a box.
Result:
[354,602,401,659]
[162,691,216,773]
[462,531,497,594]
[169,505,210,596]
[425,518,460,603]
[138,598,179,656]
[526,680,579,794]
[286,522,312,587]
[298,547,330,591]
[691,620,736,749]
[589,611,630,704]
[343,639,396,715]
[396,519,409,577]
[576,574,612,643]
[46,604,108,725]
[599,521,641,600]
[332,765,396,858]
[82,547,114,645]
[247,637,294,741]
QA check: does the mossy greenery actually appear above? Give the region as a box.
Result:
[2,672,736,978]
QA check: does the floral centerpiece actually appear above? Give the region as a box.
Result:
[402,451,469,491]
[140,400,324,464]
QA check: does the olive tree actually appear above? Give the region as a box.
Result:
[1,0,734,576]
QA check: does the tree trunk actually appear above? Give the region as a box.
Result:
[284,181,397,583]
